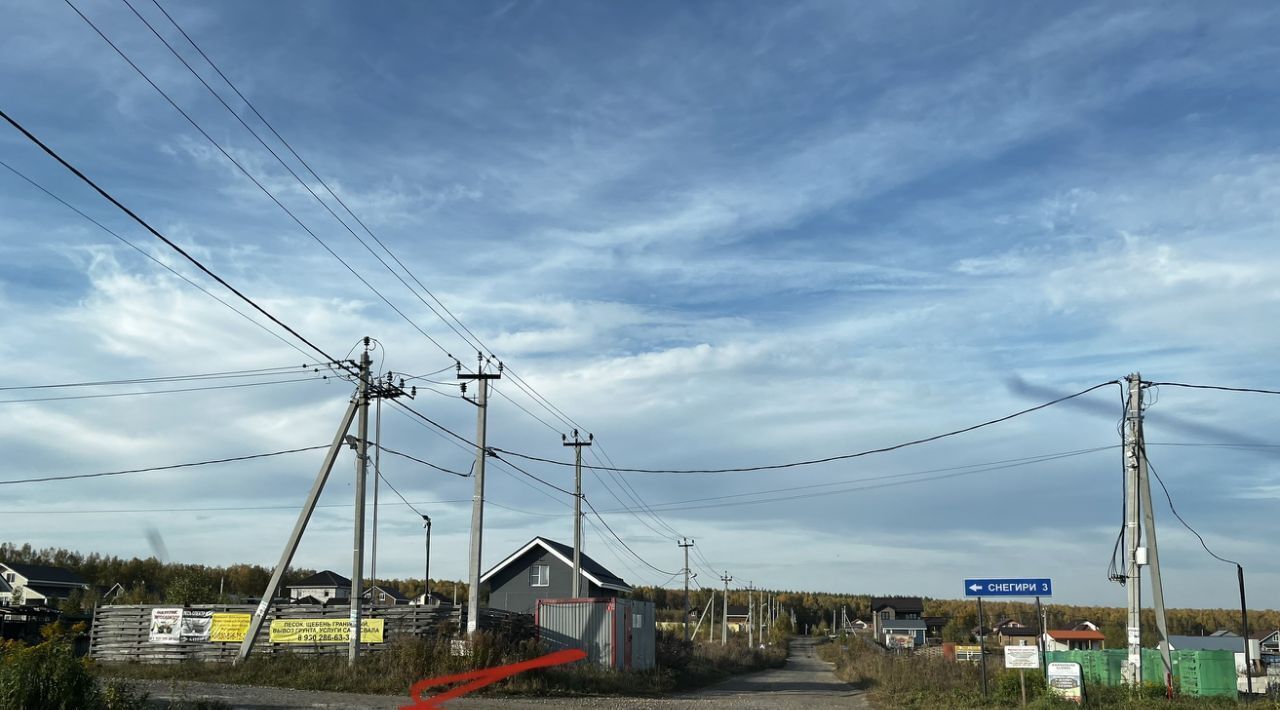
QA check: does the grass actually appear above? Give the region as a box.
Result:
[96,631,787,699]
[817,638,1267,709]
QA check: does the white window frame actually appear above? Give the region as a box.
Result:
[530,564,550,587]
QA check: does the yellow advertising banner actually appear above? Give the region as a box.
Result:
[269,618,384,644]
[209,613,252,643]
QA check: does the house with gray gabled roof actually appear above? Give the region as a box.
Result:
[0,562,89,605]
[285,570,351,603]
[481,537,632,615]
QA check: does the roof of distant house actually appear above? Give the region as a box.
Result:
[1209,629,1239,638]
[882,619,927,630]
[287,570,351,589]
[1047,629,1106,641]
[480,537,631,593]
[362,585,407,601]
[871,596,924,613]
[1,563,87,587]
[1165,634,1247,652]
[1000,626,1040,637]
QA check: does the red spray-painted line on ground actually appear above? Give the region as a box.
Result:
[401,648,588,709]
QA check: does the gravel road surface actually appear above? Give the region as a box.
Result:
[131,636,867,709]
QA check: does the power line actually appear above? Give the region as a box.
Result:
[374,444,470,478]
[594,446,1114,514]
[0,364,327,391]
[580,495,679,577]
[1140,442,1240,566]
[143,0,482,364]
[375,471,422,517]
[493,381,1121,474]
[1145,381,1280,396]
[0,445,329,486]
[0,375,330,405]
[0,112,347,370]
[147,0,610,447]
[61,0,457,361]
[596,446,1116,513]
[488,451,575,497]
[0,158,324,364]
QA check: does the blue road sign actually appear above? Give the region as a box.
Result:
[964,578,1052,597]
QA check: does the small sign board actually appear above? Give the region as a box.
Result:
[964,578,1052,597]
[1048,662,1083,704]
[1005,646,1041,669]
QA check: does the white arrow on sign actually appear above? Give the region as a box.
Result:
[969,584,983,592]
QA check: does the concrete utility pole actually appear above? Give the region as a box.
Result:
[460,356,501,636]
[708,590,715,642]
[370,394,382,601]
[348,347,372,665]
[721,572,733,645]
[747,583,754,647]
[422,515,432,600]
[235,338,413,666]
[563,430,592,597]
[1122,373,1173,688]
[679,539,694,642]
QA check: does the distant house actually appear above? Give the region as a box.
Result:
[923,616,950,641]
[411,590,452,607]
[882,618,927,647]
[1254,630,1279,655]
[723,604,751,632]
[361,584,408,605]
[1045,629,1106,651]
[871,596,924,638]
[286,571,351,603]
[1160,631,1259,656]
[998,624,1041,646]
[0,563,89,605]
[481,537,632,615]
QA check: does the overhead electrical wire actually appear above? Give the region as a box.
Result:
[581,495,679,576]
[0,375,331,405]
[1140,441,1241,566]
[141,0,480,364]
[0,160,328,366]
[61,0,458,362]
[1145,381,1280,396]
[597,446,1117,514]
[374,444,470,478]
[124,0,652,458]
[0,119,347,370]
[492,380,1121,474]
[0,445,329,486]
[595,446,1115,514]
[0,364,328,391]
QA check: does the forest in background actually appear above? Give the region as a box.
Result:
[6,542,1275,646]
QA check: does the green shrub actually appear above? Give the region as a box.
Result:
[0,638,100,710]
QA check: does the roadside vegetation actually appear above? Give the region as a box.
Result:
[0,625,225,710]
[98,630,786,699]
[818,636,1257,709]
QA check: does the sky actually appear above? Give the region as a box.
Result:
[2,0,1279,611]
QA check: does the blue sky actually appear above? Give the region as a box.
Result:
[2,0,1279,611]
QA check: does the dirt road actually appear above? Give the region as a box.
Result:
[133,636,867,709]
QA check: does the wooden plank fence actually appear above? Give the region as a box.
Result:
[89,603,533,664]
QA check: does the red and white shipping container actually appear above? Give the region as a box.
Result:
[536,597,656,670]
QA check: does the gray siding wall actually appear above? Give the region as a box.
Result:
[487,548,614,614]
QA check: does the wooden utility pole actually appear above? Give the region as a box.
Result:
[460,356,500,636]
[563,430,592,597]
